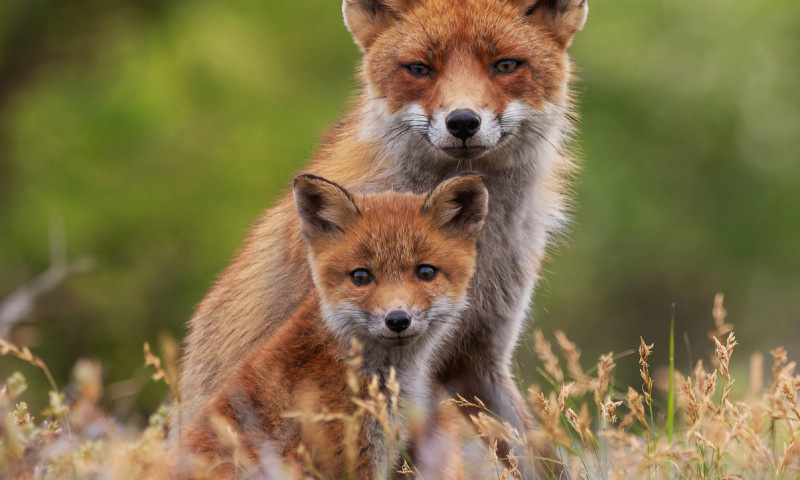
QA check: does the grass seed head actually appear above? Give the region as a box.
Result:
[779,437,800,473]
[533,329,564,383]
[566,404,593,444]
[709,293,734,340]
[557,382,573,415]
[639,337,654,405]
[748,352,764,399]
[143,342,169,385]
[680,376,700,425]
[601,396,623,425]
[594,352,616,407]
[713,333,738,379]
[5,372,27,399]
[555,330,585,382]
[625,387,648,431]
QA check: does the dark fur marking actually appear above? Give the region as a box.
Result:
[358,0,384,16]
[525,0,572,16]
[294,174,362,216]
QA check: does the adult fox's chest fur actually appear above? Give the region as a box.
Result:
[178,108,571,425]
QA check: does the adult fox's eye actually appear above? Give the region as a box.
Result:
[350,269,373,286]
[415,265,438,282]
[406,63,433,77]
[493,59,522,74]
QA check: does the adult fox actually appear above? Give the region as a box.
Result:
[178,0,587,473]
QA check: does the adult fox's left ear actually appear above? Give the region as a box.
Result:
[343,0,418,51]
[422,174,489,240]
[512,0,588,48]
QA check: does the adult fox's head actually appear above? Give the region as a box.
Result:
[293,174,487,354]
[343,0,587,162]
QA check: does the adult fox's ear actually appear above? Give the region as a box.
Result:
[422,174,489,240]
[294,175,360,240]
[343,0,417,51]
[511,0,588,48]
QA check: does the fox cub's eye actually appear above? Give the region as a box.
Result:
[350,269,373,286]
[493,59,522,74]
[406,63,433,77]
[415,265,438,282]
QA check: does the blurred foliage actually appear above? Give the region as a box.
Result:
[0,0,798,417]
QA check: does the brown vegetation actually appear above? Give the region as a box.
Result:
[1,295,799,479]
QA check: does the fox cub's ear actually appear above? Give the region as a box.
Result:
[422,174,489,240]
[343,0,417,51]
[512,0,588,48]
[294,175,360,239]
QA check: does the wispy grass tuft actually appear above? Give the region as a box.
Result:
[668,303,676,444]
[1,294,799,479]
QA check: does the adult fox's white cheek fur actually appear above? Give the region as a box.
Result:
[360,99,500,157]
[359,98,566,164]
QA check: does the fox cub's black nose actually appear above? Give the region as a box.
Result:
[446,109,481,140]
[385,310,411,333]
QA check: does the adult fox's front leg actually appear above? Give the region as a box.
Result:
[442,363,563,479]
[437,172,568,478]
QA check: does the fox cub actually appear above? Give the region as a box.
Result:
[178,174,488,479]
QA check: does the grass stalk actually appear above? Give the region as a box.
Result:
[667,303,676,444]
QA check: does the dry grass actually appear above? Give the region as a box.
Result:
[1,295,799,479]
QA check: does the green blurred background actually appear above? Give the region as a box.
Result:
[1,0,798,421]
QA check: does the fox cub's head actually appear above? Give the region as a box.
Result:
[343,0,587,162]
[294,174,487,352]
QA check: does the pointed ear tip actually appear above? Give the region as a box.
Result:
[293,175,333,206]
[293,176,307,188]
[447,172,486,188]
[456,174,489,197]
[294,173,335,189]
[468,174,487,189]
[294,174,316,187]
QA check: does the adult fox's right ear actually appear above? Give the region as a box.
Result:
[343,0,417,51]
[294,175,360,240]
[512,0,589,48]
[422,174,489,240]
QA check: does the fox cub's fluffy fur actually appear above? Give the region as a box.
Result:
[178,174,488,479]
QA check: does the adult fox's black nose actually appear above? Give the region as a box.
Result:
[446,109,481,140]
[385,310,411,333]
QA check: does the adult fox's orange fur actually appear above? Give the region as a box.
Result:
[178,174,486,479]
[177,0,587,475]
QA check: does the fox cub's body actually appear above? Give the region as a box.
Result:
[179,0,588,474]
[179,175,488,479]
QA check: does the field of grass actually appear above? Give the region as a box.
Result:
[2,0,799,421]
[1,294,798,479]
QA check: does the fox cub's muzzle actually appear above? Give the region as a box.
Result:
[385,310,412,333]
